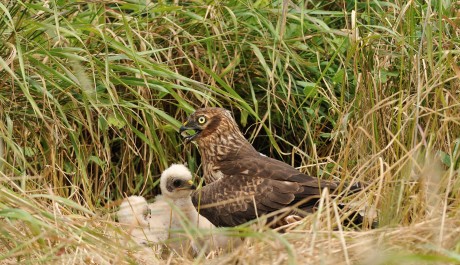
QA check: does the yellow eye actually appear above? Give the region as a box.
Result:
[198,116,206,124]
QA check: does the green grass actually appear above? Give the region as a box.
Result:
[0,0,459,264]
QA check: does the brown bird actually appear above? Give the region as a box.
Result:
[180,107,363,227]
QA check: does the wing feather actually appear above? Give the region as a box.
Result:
[192,175,300,227]
[221,152,338,190]
[267,190,295,204]
[186,108,363,227]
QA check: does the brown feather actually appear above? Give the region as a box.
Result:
[182,108,362,227]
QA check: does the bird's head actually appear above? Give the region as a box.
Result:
[179,107,238,144]
[160,164,196,199]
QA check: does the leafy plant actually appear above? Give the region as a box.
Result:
[0,0,459,264]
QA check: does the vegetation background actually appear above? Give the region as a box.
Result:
[0,0,459,264]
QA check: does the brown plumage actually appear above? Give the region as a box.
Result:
[180,107,362,227]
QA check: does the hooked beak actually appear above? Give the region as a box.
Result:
[179,121,202,144]
[182,179,196,190]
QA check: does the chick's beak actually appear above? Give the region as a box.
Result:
[187,179,197,190]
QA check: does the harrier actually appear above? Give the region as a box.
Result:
[117,164,235,254]
[180,107,363,227]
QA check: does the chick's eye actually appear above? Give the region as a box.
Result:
[198,116,206,124]
[173,179,182,188]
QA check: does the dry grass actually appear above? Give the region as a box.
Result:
[0,0,459,264]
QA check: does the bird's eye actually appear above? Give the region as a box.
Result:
[198,116,206,124]
[172,179,182,188]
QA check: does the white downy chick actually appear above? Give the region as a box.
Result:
[117,164,237,255]
[117,196,157,245]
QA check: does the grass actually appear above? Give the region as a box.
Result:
[0,0,459,264]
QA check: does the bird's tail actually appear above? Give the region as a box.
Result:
[117,196,150,227]
[337,182,378,228]
[338,203,378,229]
[298,184,378,229]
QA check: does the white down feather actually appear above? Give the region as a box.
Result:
[117,164,238,255]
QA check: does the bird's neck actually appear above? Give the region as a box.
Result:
[170,196,193,207]
[196,133,258,184]
[197,134,253,163]
[165,197,197,223]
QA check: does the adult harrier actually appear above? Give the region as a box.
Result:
[180,107,363,227]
